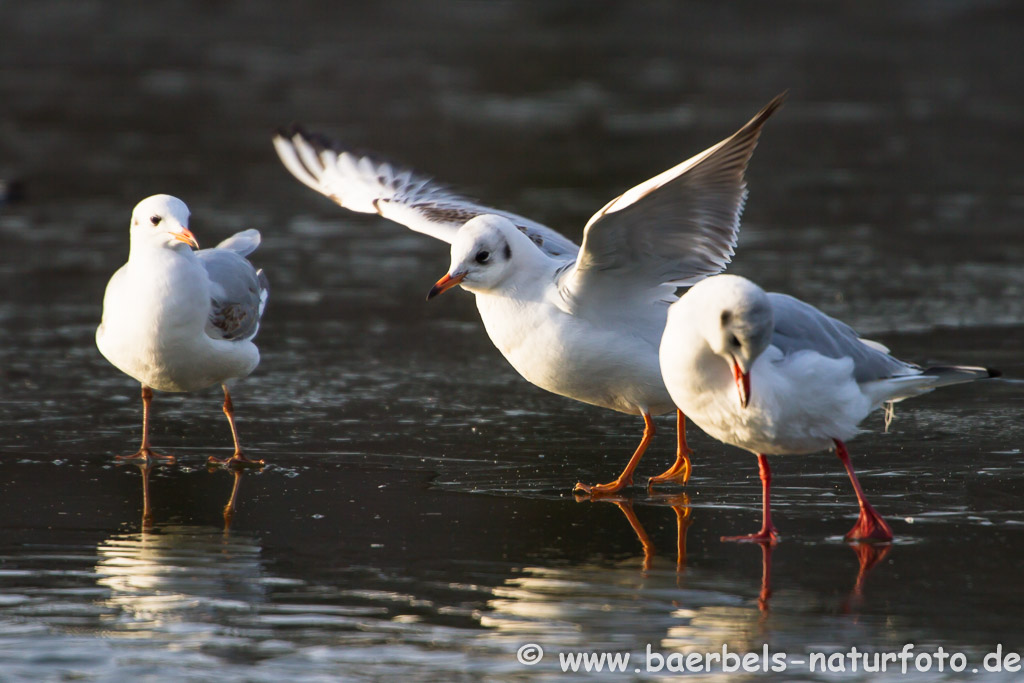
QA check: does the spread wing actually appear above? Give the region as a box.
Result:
[273,127,579,260]
[558,93,786,315]
[197,229,269,342]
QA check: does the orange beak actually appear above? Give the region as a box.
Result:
[732,357,751,408]
[427,272,466,300]
[171,228,199,249]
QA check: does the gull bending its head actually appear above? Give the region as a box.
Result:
[660,274,999,543]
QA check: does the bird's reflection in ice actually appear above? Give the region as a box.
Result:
[213,466,248,530]
[478,495,894,657]
[606,499,656,571]
[584,494,692,572]
[96,464,267,635]
[126,461,158,531]
[843,542,892,613]
[94,525,267,634]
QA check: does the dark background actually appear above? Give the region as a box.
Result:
[1,1,1022,680]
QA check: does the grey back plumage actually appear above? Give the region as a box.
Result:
[768,293,917,383]
[197,229,269,342]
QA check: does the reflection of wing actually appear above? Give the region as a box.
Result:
[196,229,269,342]
[558,94,785,315]
[273,127,580,259]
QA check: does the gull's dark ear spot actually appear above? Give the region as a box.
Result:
[503,243,512,259]
[720,310,732,327]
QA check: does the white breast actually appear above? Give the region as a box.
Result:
[474,291,674,416]
[96,249,259,392]
[661,328,872,456]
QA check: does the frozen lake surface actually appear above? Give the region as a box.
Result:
[1,1,1023,680]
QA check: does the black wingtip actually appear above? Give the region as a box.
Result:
[274,123,316,142]
[755,91,788,123]
[987,367,1002,379]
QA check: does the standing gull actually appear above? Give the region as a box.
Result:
[273,94,783,494]
[659,274,998,542]
[96,195,270,466]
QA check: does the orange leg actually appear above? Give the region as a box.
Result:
[648,409,694,487]
[574,412,655,496]
[722,453,780,544]
[207,385,265,467]
[116,385,175,464]
[835,440,892,542]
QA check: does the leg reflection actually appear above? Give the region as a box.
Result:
[843,542,892,612]
[608,499,655,572]
[139,461,155,531]
[585,494,694,574]
[215,466,249,532]
[669,494,693,571]
[649,492,693,572]
[118,459,163,531]
[758,542,773,613]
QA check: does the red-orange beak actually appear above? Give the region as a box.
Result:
[427,272,466,300]
[171,228,199,249]
[732,357,751,409]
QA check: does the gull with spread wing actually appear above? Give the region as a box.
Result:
[273,94,784,494]
[659,274,999,542]
[96,195,269,466]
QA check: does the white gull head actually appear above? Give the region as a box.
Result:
[676,274,774,407]
[428,214,541,298]
[129,194,198,251]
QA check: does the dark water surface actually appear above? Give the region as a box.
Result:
[2,1,1023,680]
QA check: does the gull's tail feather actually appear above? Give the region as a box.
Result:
[864,364,998,408]
[215,229,262,257]
[920,364,1001,385]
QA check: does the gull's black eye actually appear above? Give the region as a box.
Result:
[150,215,162,226]
[475,250,490,264]
[729,334,741,349]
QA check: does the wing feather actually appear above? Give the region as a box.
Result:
[273,127,579,259]
[768,293,917,383]
[197,232,269,342]
[559,93,786,312]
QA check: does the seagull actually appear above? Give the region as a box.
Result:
[96,195,270,466]
[273,94,784,494]
[659,274,999,543]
